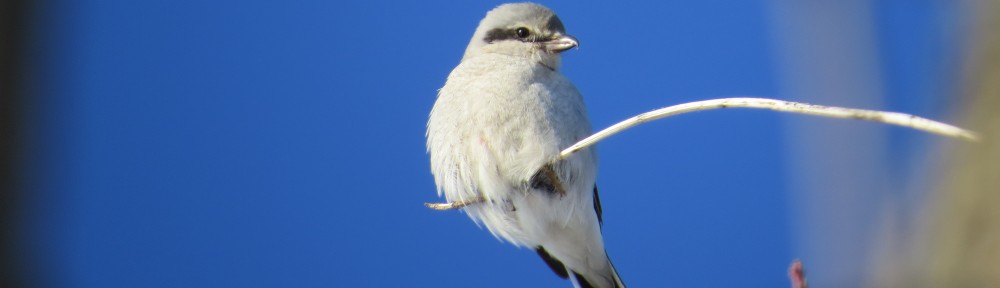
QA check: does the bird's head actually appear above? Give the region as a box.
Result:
[463,3,578,70]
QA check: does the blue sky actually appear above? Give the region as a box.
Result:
[24,1,969,287]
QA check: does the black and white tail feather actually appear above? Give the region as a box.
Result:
[534,185,625,288]
[539,246,625,288]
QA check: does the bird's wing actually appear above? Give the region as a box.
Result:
[593,184,603,226]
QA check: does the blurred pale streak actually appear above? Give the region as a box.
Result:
[879,1,1000,286]
[769,1,886,286]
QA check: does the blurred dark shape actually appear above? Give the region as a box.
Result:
[788,259,808,288]
[1,0,29,286]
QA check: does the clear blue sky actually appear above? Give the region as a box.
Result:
[24,1,966,287]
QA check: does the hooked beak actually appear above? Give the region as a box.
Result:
[543,34,579,53]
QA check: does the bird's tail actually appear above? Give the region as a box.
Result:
[568,254,625,288]
[537,247,625,288]
[608,259,626,288]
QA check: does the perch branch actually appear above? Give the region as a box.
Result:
[558,97,978,160]
[425,197,484,211]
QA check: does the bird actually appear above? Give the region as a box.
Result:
[426,3,625,288]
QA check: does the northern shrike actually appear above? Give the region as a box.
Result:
[427,3,624,288]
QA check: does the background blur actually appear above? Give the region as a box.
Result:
[4,0,996,287]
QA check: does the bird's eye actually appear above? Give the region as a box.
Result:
[515,27,530,39]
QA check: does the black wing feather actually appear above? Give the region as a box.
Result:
[593,185,603,226]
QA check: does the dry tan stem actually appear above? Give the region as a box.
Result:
[559,97,978,160]
[425,197,484,211]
